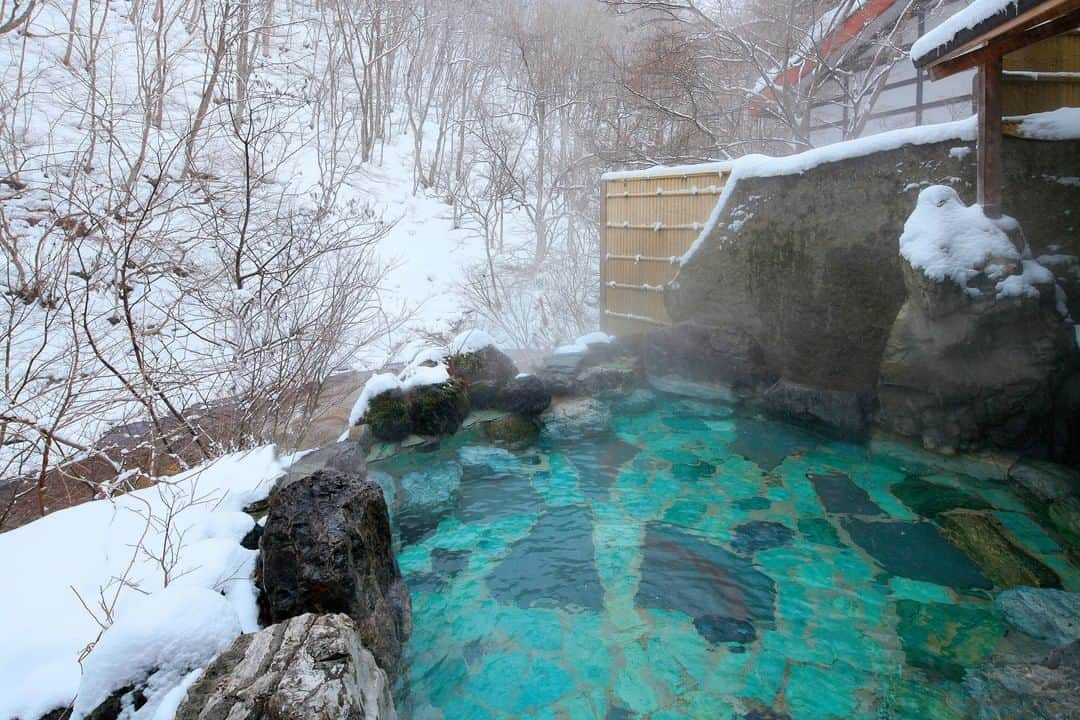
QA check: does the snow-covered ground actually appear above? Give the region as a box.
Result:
[0,446,288,719]
[344,135,490,367]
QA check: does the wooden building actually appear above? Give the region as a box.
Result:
[763,0,1079,146]
[913,0,1080,215]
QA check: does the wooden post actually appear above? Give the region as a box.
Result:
[976,56,1004,218]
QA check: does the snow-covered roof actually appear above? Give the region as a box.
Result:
[911,0,1034,65]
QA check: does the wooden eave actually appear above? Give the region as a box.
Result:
[914,0,1080,79]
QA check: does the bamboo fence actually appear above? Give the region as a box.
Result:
[600,167,729,336]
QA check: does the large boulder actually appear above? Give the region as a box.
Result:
[447,345,518,407]
[877,273,1072,453]
[541,397,612,439]
[762,378,867,437]
[535,351,587,396]
[964,640,1080,720]
[494,374,551,416]
[259,470,411,677]
[996,587,1080,646]
[175,613,397,720]
[365,389,410,442]
[407,379,469,436]
[876,192,1074,454]
[482,414,540,449]
[640,322,774,393]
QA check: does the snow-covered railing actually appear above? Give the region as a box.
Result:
[599,164,730,334]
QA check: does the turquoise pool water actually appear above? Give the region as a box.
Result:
[371,393,1078,719]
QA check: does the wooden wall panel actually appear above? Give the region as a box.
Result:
[1003,30,1080,114]
[600,169,728,335]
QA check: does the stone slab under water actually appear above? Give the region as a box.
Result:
[373,394,1079,719]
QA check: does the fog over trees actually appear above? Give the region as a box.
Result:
[0,0,911,509]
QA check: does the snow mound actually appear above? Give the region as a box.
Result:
[448,328,501,354]
[899,185,1020,286]
[1007,107,1080,140]
[553,331,614,355]
[72,586,242,719]
[996,259,1055,300]
[0,447,284,720]
[911,0,1018,64]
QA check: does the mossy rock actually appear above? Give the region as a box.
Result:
[891,476,992,519]
[483,414,540,449]
[896,598,1004,682]
[447,346,517,408]
[407,380,470,436]
[939,510,1060,589]
[1047,496,1080,545]
[365,389,410,442]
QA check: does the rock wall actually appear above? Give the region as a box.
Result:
[667,137,1080,456]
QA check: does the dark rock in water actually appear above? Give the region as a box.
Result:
[672,459,717,482]
[890,476,992,519]
[798,517,841,547]
[693,614,757,644]
[408,548,471,593]
[495,374,551,416]
[488,505,603,610]
[483,414,539,449]
[637,523,776,622]
[842,518,991,589]
[175,613,396,720]
[762,379,867,438]
[964,639,1080,720]
[742,705,792,720]
[408,379,470,436]
[536,352,587,396]
[1009,459,1079,503]
[611,388,657,415]
[896,599,1004,682]
[606,705,634,720]
[811,471,883,515]
[560,436,641,503]
[393,462,463,545]
[939,510,1061,589]
[730,416,817,472]
[640,322,775,393]
[448,345,518,408]
[736,497,772,511]
[458,461,542,524]
[366,388,411,441]
[732,521,793,555]
[259,469,411,677]
[996,587,1080,646]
